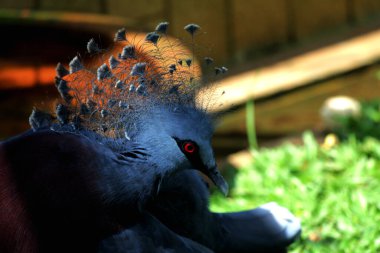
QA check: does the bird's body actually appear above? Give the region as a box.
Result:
[1,130,138,252]
[0,22,301,252]
[0,130,300,253]
[0,103,222,253]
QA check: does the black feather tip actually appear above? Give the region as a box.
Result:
[29,108,53,131]
[97,63,112,80]
[56,104,70,125]
[129,84,136,93]
[184,23,200,36]
[109,55,120,69]
[145,32,160,45]
[57,78,72,102]
[130,62,147,76]
[120,45,136,60]
[87,38,101,54]
[114,28,127,42]
[69,56,83,74]
[56,63,69,78]
[204,57,214,66]
[221,66,228,73]
[155,22,169,34]
[115,80,124,89]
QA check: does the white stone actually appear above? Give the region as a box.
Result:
[320,96,361,129]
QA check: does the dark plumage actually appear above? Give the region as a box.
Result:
[29,108,53,131]
[56,78,72,102]
[184,24,200,36]
[0,130,300,253]
[204,57,214,66]
[155,22,169,34]
[56,104,69,124]
[56,62,69,78]
[120,45,136,60]
[109,56,120,69]
[145,32,160,45]
[98,213,213,253]
[87,38,101,54]
[97,64,113,80]
[114,28,127,42]
[69,56,84,73]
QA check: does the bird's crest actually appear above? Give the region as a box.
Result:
[30,22,228,142]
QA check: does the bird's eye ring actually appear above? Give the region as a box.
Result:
[183,142,196,154]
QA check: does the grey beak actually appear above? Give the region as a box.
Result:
[207,166,229,196]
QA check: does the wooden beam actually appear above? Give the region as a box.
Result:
[201,28,380,112]
[0,9,136,30]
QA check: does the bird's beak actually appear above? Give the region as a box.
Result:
[205,165,229,196]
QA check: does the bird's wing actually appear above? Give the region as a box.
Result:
[214,202,301,252]
[147,170,301,253]
[0,129,151,252]
[98,212,214,253]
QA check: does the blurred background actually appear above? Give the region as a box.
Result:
[1,1,380,251]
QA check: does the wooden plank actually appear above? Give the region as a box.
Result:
[0,9,136,30]
[232,0,288,61]
[108,0,164,29]
[216,64,380,136]
[39,0,102,13]
[201,28,380,112]
[0,0,33,9]
[352,0,380,22]
[290,0,347,39]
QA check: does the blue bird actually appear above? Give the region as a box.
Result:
[0,22,300,253]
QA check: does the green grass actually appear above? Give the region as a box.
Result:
[211,132,380,252]
[334,99,380,141]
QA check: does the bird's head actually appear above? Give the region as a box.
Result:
[135,104,228,196]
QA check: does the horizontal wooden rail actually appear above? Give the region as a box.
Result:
[202,28,380,112]
[0,9,135,29]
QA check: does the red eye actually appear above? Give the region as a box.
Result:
[183,142,196,154]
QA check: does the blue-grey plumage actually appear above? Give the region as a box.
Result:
[114,28,127,42]
[120,45,136,59]
[56,103,69,124]
[109,56,120,70]
[97,64,113,80]
[57,78,72,102]
[29,108,53,130]
[1,127,299,252]
[155,22,169,34]
[114,80,124,89]
[145,32,160,45]
[69,56,84,73]
[87,38,101,54]
[130,104,228,195]
[98,212,213,253]
[184,24,200,36]
[96,101,226,197]
[30,91,227,197]
[56,62,69,78]
[130,62,146,77]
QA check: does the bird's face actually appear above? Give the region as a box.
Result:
[140,106,228,195]
[171,136,228,196]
